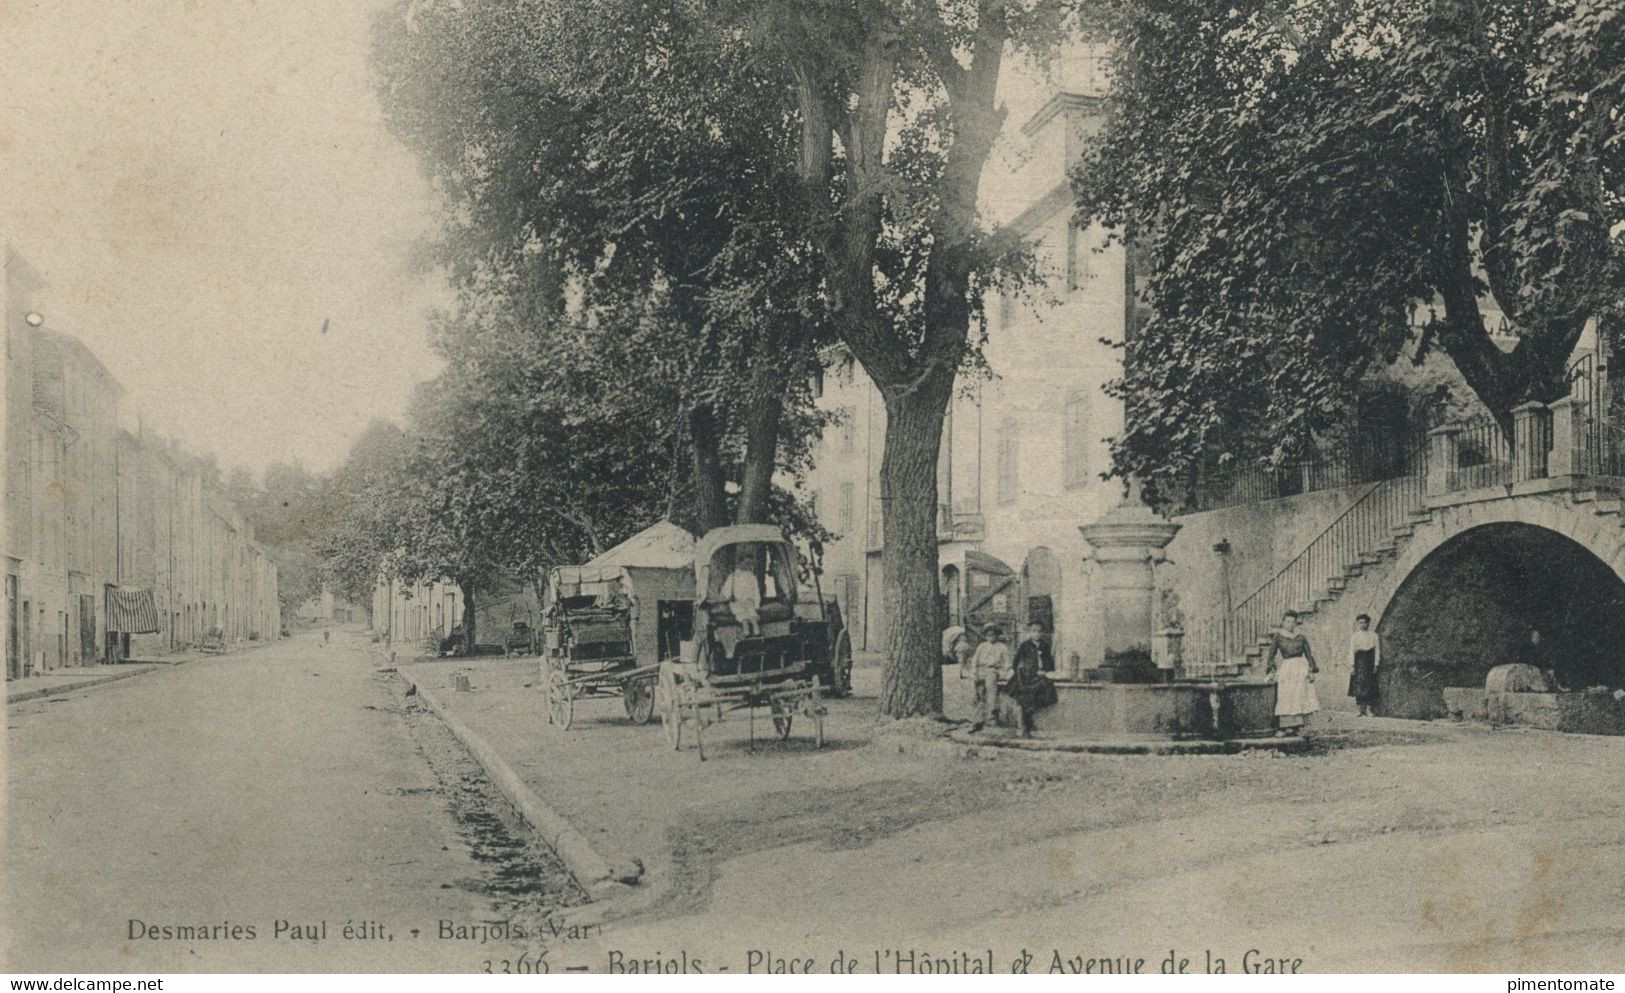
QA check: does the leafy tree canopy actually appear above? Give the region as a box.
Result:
[1074,0,1624,503]
[373,0,832,531]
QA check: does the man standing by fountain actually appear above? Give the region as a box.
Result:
[969,624,1011,733]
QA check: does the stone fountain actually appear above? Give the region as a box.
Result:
[1027,486,1278,742]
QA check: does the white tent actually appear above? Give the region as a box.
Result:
[584,520,696,572]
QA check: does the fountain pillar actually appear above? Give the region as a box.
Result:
[1079,487,1181,684]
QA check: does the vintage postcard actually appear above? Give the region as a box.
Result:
[4,0,1623,980]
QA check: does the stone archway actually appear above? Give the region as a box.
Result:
[1375,522,1625,717]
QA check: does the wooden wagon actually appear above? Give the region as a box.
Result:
[541,523,697,730]
[657,525,846,759]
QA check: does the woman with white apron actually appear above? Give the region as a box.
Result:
[1264,609,1320,736]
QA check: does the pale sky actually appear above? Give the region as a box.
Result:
[0,0,447,476]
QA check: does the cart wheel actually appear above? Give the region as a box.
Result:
[546,663,573,730]
[831,629,854,697]
[624,674,657,725]
[770,700,793,740]
[659,666,681,750]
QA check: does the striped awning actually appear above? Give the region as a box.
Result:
[105,586,161,634]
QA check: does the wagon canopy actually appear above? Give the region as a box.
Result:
[548,522,698,659]
[547,521,697,604]
[546,563,634,605]
[695,524,800,607]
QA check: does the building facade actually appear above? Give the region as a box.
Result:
[371,576,465,652]
[3,241,280,678]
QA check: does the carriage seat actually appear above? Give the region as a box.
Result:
[711,600,793,628]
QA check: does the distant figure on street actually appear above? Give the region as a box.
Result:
[323,628,331,647]
[720,554,762,637]
[1264,609,1320,736]
[969,624,1012,733]
[941,624,972,670]
[1008,621,1059,737]
[1347,614,1380,716]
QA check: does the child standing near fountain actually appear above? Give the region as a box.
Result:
[1264,609,1320,736]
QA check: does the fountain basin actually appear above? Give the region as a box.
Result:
[1022,679,1278,740]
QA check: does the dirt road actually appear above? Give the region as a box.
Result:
[3,630,580,973]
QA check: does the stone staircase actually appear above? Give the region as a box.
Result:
[1228,481,1625,682]
[1237,504,1437,669]
[1185,379,1625,686]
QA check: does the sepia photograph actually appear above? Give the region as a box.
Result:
[3,0,1624,980]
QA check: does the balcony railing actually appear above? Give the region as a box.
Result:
[1184,426,1430,514]
[1446,414,1513,491]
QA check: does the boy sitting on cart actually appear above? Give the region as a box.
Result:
[718,549,763,656]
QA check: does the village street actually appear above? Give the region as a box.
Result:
[2,630,583,974]
[8,630,1625,974]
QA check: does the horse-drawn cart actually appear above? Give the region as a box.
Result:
[541,528,696,730]
[657,525,845,759]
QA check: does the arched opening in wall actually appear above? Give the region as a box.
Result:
[1377,523,1625,718]
[939,564,961,635]
[1021,547,1061,670]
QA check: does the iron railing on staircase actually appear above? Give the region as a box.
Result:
[1182,433,1432,673]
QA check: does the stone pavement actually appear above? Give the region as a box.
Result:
[5,628,579,972]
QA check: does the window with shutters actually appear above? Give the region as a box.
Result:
[1064,390,1091,488]
[996,418,1020,505]
[1066,224,1087,292]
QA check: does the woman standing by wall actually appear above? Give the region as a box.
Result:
[1264,609,1320,736]
[1348,613,1381,716]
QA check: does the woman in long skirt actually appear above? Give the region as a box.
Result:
[1347,613,1381,716]
[1265,609,1320,735]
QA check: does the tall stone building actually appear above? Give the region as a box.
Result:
[3,240,280,678]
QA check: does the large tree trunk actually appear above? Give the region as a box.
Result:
[735,356,787,525]
[781,0,1006,718]
[877,380,953,717]
[688,403,730,532]
[1435,148,1590,439]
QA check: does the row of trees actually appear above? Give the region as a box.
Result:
[354,0,1063,713]
[338,0,1621,714]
